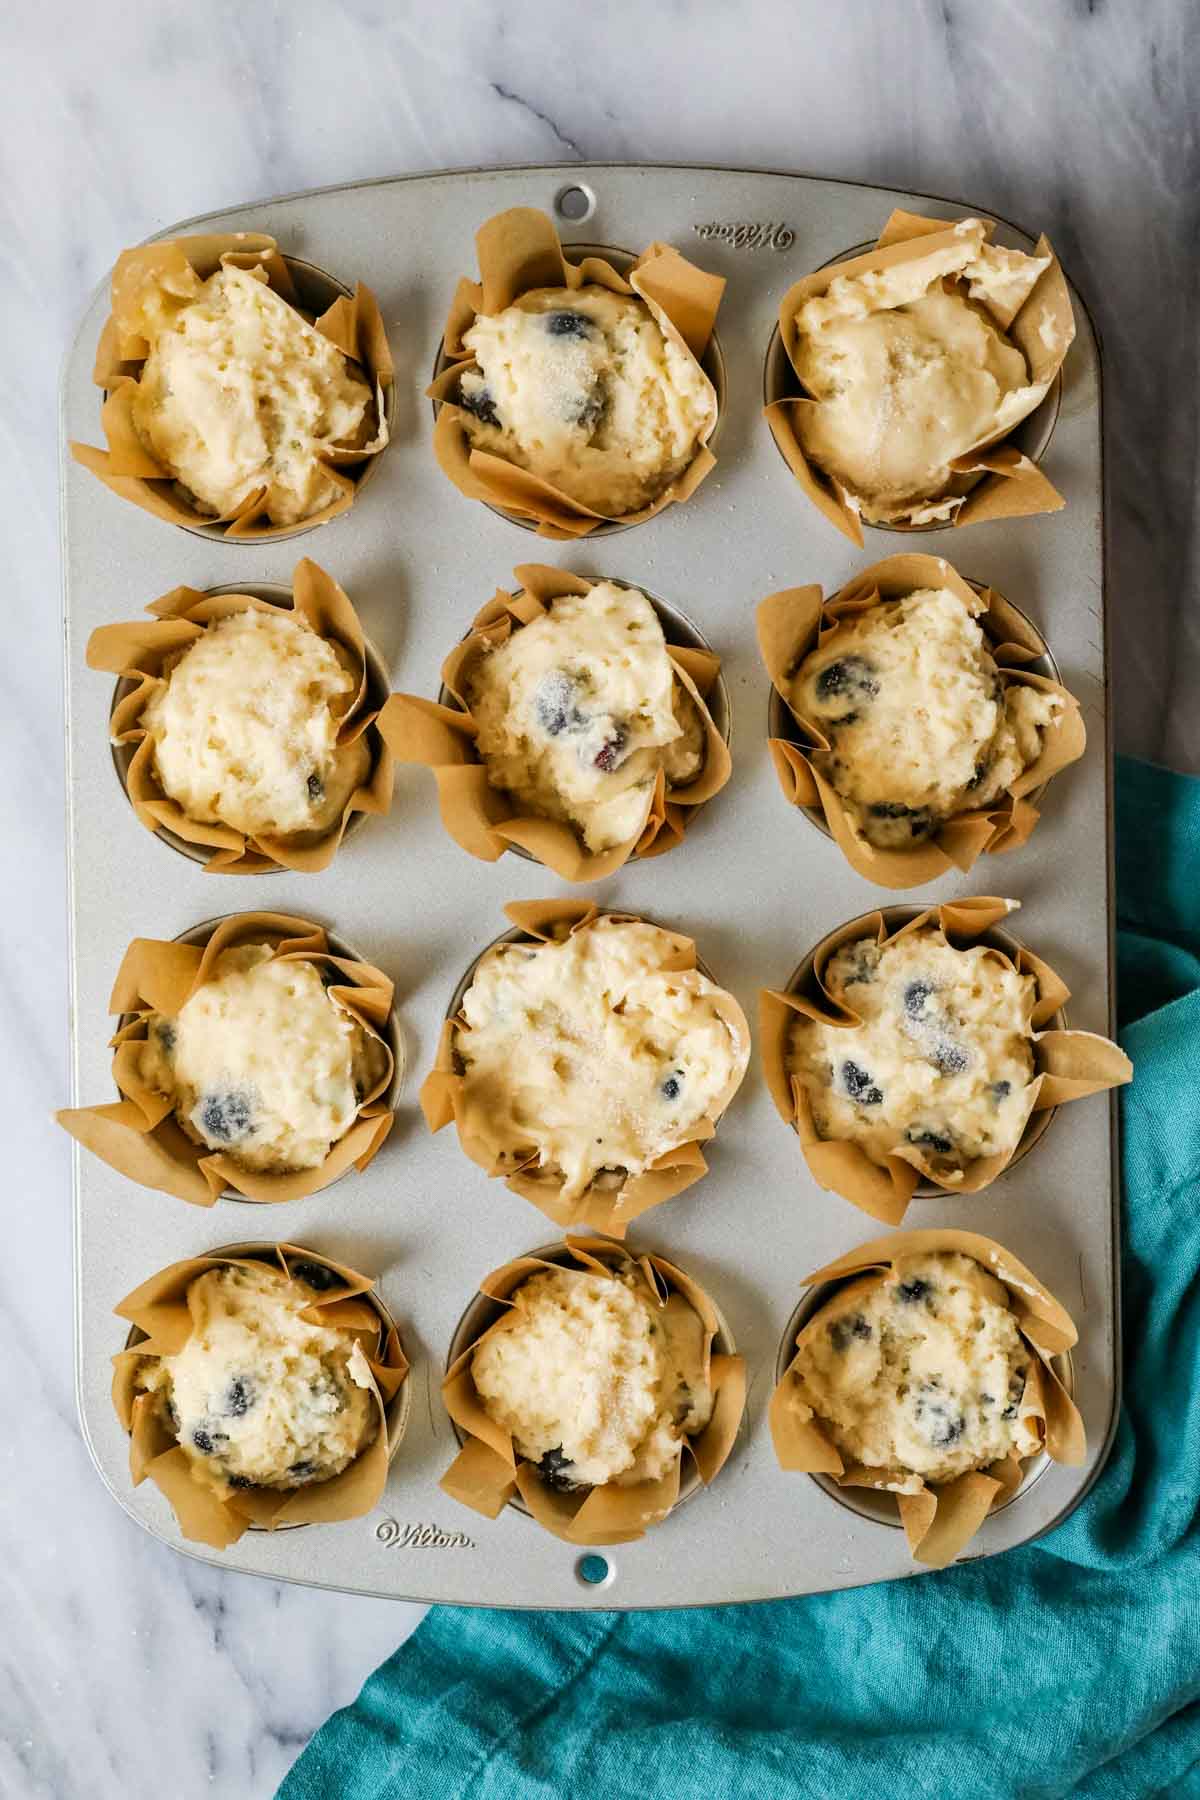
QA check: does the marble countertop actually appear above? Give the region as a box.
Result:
[7,1,1195,1794]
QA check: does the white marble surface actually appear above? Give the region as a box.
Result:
[5,1,1196,1795]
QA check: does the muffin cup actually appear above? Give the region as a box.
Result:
[111,1241,409,1550]
[757,553,1086,888]
[87,558,395,873]
[70,234,394,540]
[769,1227,1085,1568]
[377,564,731,881]
[759,897,1132,1225]
[763,209,1076,545]
[439,1236,746,1545]
[428,205,724,539]
[421,899,750,1236]
[56,911,399,1205]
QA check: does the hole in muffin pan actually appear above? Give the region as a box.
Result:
[436,576,732,866]
[121,1239,413,1532]
[108,581,392,872]
[554,183,596,225]
[765,583,1065,846]
[761,238,1063,533]
[100,254,397,547]
[113,915,405,1204]
[575,1553,614,1588]
[445,1239,738,1527]
[780,904,1064,1200]
[773,1276,1075,1534]
[429,242,727,538]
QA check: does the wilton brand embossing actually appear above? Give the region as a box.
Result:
[693,220,795,252]
[375,1517,476,1550]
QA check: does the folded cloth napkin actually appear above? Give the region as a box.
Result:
[279,757,1200,1800]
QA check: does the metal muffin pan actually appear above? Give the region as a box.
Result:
[63,164,1113,1609]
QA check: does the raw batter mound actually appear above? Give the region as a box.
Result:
[472,1263,712,1488]
[792,1252,1039,1487]
[137,1261,377,1497]
[465,581,705,853]
[458,286,713,516]
[141,608,370,841]
[130,263,378,525]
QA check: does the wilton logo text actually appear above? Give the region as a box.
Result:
[692,221,795,252]
[375,1518,475,1550]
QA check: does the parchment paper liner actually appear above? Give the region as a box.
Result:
[70,234,394,539]
[86,558,395,874]
[760,897,1132,1225]
[377,565,731,881]
[769,1227,1085,1568]
[421,900,750,1236]
[56,912,397,1205]
[440,1236,745,1544]
[764,209,1076,545]
[757,553,1086,889]
[428,206,724,539]
[112,1242,409,1549]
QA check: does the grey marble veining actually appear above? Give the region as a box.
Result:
[4,1,1197,1796]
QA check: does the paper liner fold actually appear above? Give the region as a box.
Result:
[87,558,395,873]
[70,235,393,539]
[760,898,1131,1223]
[429,207,724,538]
[757,553,1086,888]
[769,1227,1084,1567]
[764,211,1076,543]
[377,565,729,881]
[112,1243,408,1548]
[420,901,749,1235]
[440,1237,745,1543]
[57,912,398,1204]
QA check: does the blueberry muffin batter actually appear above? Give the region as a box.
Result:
[472,1264,712,1488]
[465,582,705,852]
[792,221,1051,523]
[793,586,1061,849]
[129,263,379,526]
[458,286,714,516]
[790,927,1035,1176]
[793,1252,1040,1487]
[454,919,749,1202]
[136,1261,377,1497]
[139,944,387,1173]
[140,608,371,842]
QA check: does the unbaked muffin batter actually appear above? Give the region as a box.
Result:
[465,582,705,852]
[137,1261,377,1496]
[471,1264,712,1488]
[458,286,714,516]
[141,608,371,841]
[792,221,1051,523]
[789,927,1036,1176]
[140,944,386,1173]
[454,919,749,1202]
[130,264,378,525]
[792,1252,1040,1487]
[792,586,1061,848]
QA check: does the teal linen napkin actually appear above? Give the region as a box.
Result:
[280,757,1200,1800]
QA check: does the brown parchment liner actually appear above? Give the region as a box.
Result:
[769,1227,1085,1568]
[420,901,751,1236]
[757,553,1086,889]
[760,897,1132,1226]
[70,233,394,538]
[86,558,395,874]
[765,209,1077,545]
[428,206,724,538]
[55,912,397,1205]
[377,565,730,882]
[440,1237,746,1544]
[112,1243,409,1549]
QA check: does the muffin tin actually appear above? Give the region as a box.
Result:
[62,163,1114,1608]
